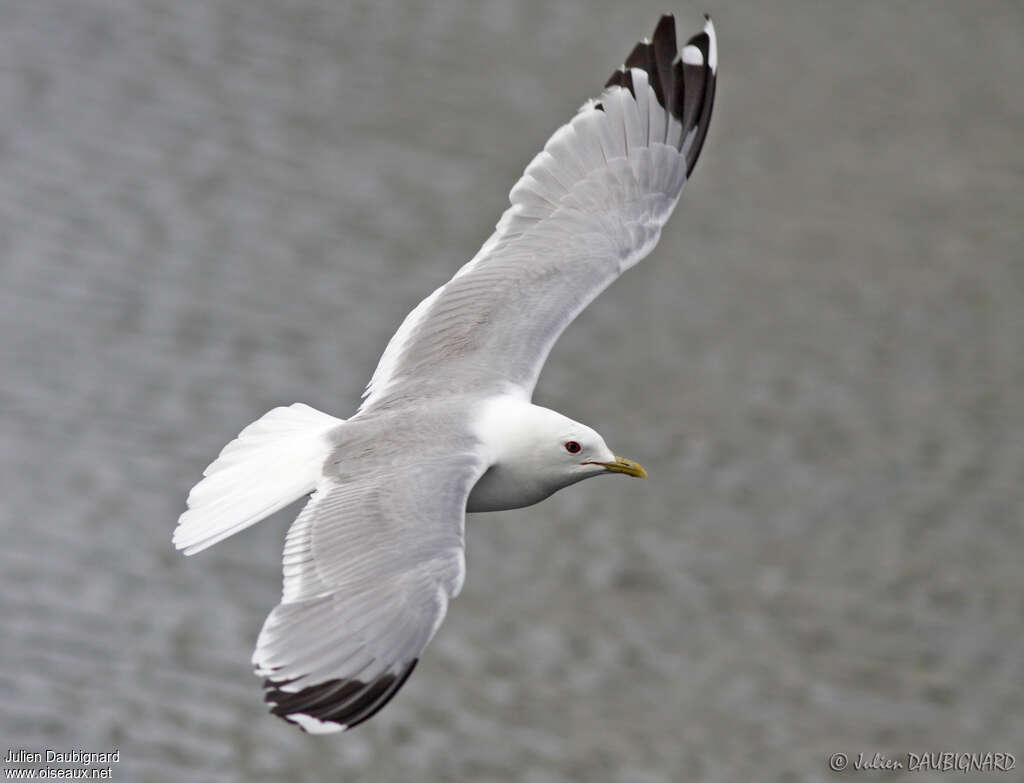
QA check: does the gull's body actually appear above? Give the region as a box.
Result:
[174,14,717,734]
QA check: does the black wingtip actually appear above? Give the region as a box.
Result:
[604,68,626,91]
[624,41,647,70]
[265,659,420,733]
[602,15,717,176]
[654,14,677,42]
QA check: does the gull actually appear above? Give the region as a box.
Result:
[174,14,717,734]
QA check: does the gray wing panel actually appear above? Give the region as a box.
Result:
[360,16,716,411]
[252,410,486,733]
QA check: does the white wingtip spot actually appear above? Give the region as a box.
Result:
[287,713,347,734]
[681,45,704,66]
[704,16,718,73]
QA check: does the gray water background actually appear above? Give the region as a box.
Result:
[1,1,1022,781]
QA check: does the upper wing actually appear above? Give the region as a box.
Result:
[360,15,717,412]
[253,413,487,733]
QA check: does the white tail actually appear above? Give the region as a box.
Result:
[173,403,343,556]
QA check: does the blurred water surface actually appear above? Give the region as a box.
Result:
[1,1,1022,781]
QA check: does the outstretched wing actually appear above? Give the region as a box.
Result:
[360,15,717,412]
[253,415,487,733]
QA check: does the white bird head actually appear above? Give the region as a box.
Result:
[523,404,646,480]
[467,398,646,513]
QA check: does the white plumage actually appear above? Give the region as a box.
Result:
[173,404,343,556]
[175,14,717,733]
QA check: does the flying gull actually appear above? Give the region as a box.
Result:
[174,13,717,734]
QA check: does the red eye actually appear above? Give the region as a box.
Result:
[564,441,581,454]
